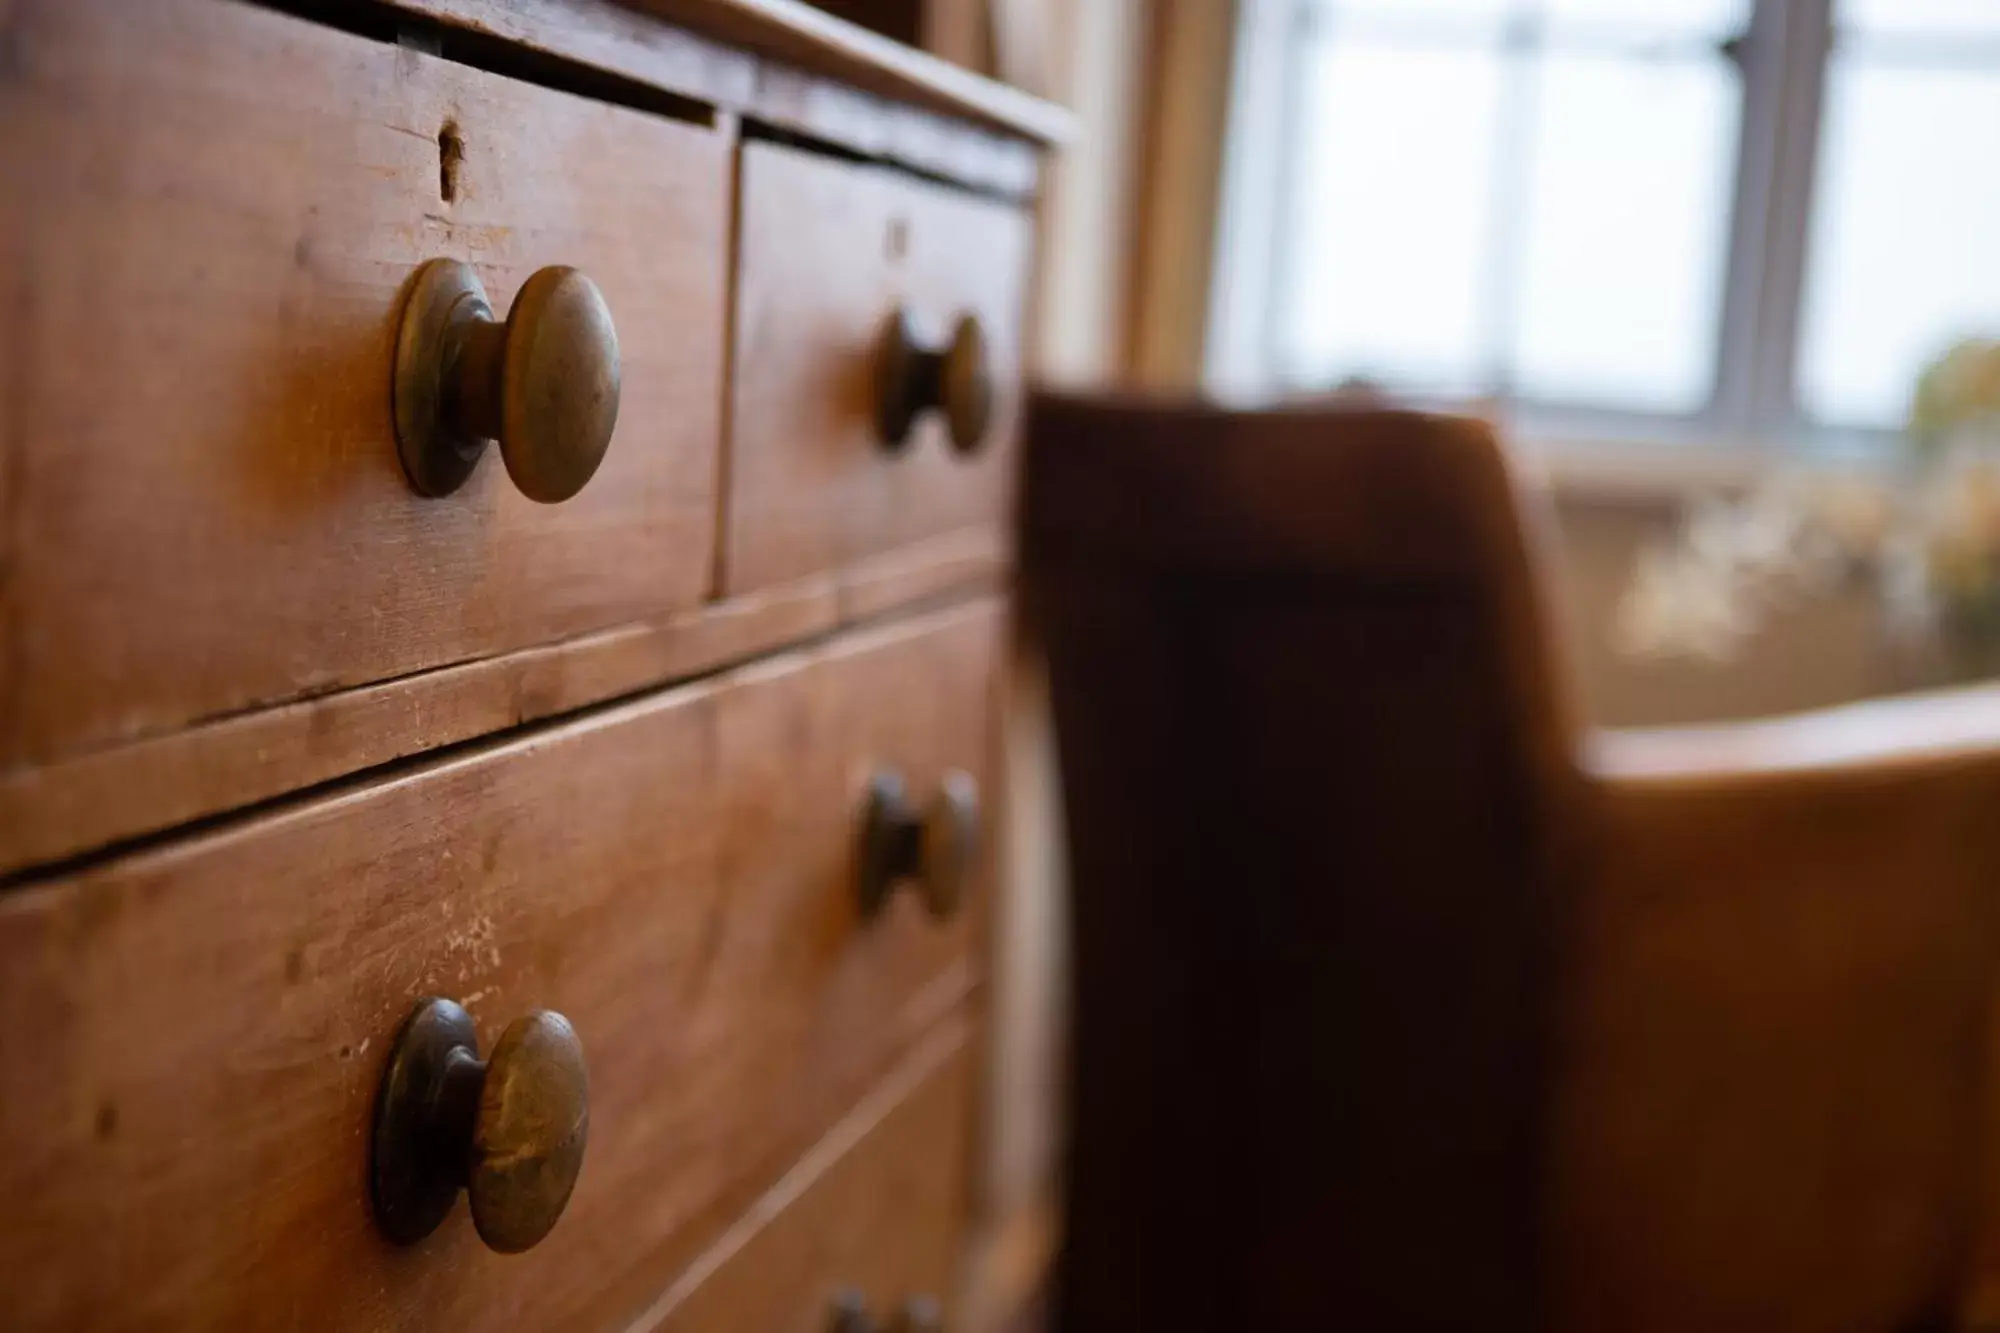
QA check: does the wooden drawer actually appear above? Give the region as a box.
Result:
[724,140,1032,594]
[0,0,728,773]
[641,1020,975,1333]
[0,601,1000,1331]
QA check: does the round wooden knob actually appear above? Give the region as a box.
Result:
[897,1295,944,1333]
[829,1290,878,1333]
[394,259,622,502]
[371,997,590,1253]
[826,1293,942,1333]
[857,768,981,921]
[873,307,993,455]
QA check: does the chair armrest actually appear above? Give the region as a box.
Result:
[1554,701,2000,1333]
[1584,681,2000,788]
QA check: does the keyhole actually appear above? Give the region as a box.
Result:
[438,122,465,203]
[886,216,909,262]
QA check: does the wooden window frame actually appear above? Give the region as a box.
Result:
[1205,0,1917,452]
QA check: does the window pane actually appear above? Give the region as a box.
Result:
[1512,50,1738,409]
[1323,0,1514,19]
[1838,0,2000,35]
[1279,42,1503,392]
[1541,0,1749,38]
[1329,0,1751,40]
[1330,0,1752,23]
[1798,61,2000,427]
[1314,4,1513,45]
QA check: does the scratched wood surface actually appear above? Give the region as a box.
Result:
[724,139,1031,595]
[0,0,729,773]
[0,599,1001,1331]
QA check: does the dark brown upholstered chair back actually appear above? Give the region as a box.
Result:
[1024,395,2000,1333]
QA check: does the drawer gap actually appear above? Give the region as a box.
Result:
[739,118,1034,206]
[0,589,1002,892]
[0,649,726,894]
[242,0,719,130]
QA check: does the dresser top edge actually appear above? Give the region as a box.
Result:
[357,0,1073,161]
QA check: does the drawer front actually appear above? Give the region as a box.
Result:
[725,140,1032,594]
[0,601,1000,1331]
[645,1022,974,1333]
[0,0,728,771]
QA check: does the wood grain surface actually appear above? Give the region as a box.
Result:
[381,0,1072,148]
[0,598,1001,1331]
[0,0,728,772]
[633,1014,975,1333]
[385,0,1046,196]
[619,0,1070,143]
[726,140,1030,594]
[0,527,1005,878]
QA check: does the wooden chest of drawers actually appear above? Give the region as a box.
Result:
[0,1,1063,1327]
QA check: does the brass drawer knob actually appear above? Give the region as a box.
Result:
[394,258,622,502]
[371,996,590,1253]
[899,1295,944,1333]
[828,1292,943,1333]
[874,307,993,455]
[829,1290,876,1333]
[858,768,980,921]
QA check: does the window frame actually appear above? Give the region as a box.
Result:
[1207,0,1896,452]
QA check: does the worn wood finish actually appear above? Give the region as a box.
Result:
[0,528,1004,877]
[633,1014,974,1332]
[381,0,1070,146]
[727,141,1030,595]
[746,60,1038,197]
[386,0,1045,197]
[835,523,1008,624]
[390,0,762,115]
[0,599,1001,1331]
[623,0,1069,142]
[0,0,729,773]
[1024,394,2000,1332]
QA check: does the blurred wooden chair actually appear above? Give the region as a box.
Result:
[1021,394,2000,1333]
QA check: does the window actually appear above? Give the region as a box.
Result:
[1211,0,2000,444]
[1800,2,2000,427]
